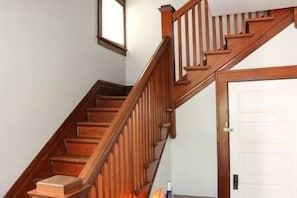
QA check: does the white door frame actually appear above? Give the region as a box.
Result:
[216,65,297,198]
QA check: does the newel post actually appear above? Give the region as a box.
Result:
[160,5,177,138]
[159,5,175,39]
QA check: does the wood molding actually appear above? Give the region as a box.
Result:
[216,65,297,198]
[5,80,129,197]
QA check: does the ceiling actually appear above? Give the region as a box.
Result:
[207,0,297,16]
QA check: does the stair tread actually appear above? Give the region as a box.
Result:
[225,33,254,39]
[87,107,119,112]
[174,79,191,86]
[65,137,101,143]
[50,155,89,163]
[77,121,111,126]
[145,159,159,169]
[154,140,166,146]
[246,16,275,23]
[161,123,171,128]
[204,49,231,55]
[97,95,127,100]
[184,65,211,71]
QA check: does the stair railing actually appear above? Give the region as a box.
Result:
[78,37,175,197]
[160,0,270,83]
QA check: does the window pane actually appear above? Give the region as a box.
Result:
[102,0,124,45]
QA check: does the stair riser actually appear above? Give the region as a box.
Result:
[146,162,159,182]
[154,142,165,160]
[87,111,117,122]
[160,127,169,141]
[247,20,274,33]
[77,126,107,138]
[96,99,124,108]
[65,142,98,156]
[51,162,84,176]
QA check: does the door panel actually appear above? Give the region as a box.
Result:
[228,79,297,198]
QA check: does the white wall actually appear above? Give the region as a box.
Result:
[0,0,125,196]
[125,0,187,85]
[171,24,297,197]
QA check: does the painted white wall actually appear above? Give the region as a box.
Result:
[0,0,125,196]
[171,24,297,197]
[150,139,172,197]
[173,83,217,197]
[125,0,187,85]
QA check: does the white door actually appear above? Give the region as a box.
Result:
[228,79,297,198]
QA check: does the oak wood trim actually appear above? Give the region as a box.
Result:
[216,65,297,198]
[5,80,129,197]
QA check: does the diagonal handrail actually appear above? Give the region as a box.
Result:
[79,36,175,196]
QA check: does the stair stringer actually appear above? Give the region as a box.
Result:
[174,8,295,107]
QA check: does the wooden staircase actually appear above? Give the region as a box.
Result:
[5,0,297,197]
[5,81,130,197]
[6,37,175,197]
[160,1,296,107]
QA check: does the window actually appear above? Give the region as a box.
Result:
[98,0,127,55]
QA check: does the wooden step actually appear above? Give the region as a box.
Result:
[160,123,171,141]
[154,140,166,160]
[87,107,119,122]
[32,173,55,185]
[65,137,101,156]
[184,65,211,71]
[145,160,159,182]
[225,33,254,49]
[96,95,126,108]
[246,16,275,32]
[204,49,231,55]
[50,155,88,176]
[28,185,91,198]
[174,79,191,86]
[77,121,110,138]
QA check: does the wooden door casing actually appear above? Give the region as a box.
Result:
[216,65,297,198]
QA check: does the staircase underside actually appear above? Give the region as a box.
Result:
[174,8,295,107]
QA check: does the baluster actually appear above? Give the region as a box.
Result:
[204,0,210,51]
[198,3,204,65]
[248,12,252,19]
[241,13,246,33]
[212,16,217,50]
[109,152,115,198]
[185,12,190,67]
[192,6,197,66]
[234,14,238,34]
[219,15,223,50]
[256,11,260,18]
[227,15,231,35]
[178,17,183,80]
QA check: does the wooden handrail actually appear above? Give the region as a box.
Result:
[172,0,200,21]
[79,37,175,196]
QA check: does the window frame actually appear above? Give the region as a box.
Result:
[98,0,127,56]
